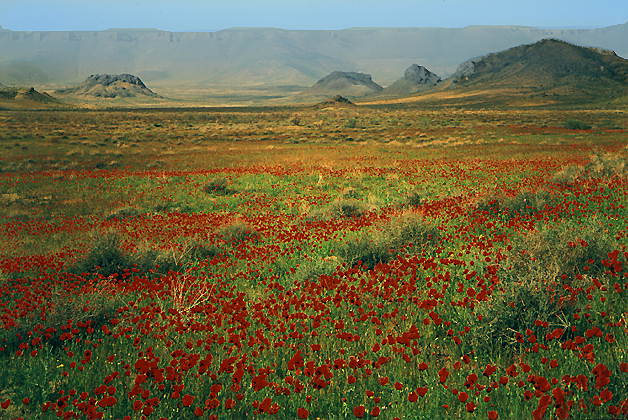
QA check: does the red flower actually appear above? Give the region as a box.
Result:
[353,405,366,418]
[458,392,469,402]
[438,367,449,383]
[466,402,476,412]
[483,364,497,377]
[488,410,499,420]
[182,394,195,407]
[297,407,309,419]
[371,406,381,417]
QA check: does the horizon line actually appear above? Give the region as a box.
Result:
[1,21,626,33]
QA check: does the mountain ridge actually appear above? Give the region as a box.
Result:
[0,23,626,87]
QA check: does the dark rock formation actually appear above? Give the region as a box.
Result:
[383,64,441,95]
[57,73,159,98]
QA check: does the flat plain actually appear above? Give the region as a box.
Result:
[0,105,626,419]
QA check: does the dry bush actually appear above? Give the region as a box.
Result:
[216,221,260,242]
[307,199,373,220]
[583,152,626,179]
[553,152,626,185]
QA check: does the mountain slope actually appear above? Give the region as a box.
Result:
[446,39,628,100]
[0,24,626,88]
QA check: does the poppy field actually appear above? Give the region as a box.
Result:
[0,107,626,419]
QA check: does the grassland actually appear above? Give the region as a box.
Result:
[0,105,626,419]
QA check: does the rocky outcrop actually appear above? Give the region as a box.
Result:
[57,73,159,98]
[383,64,441,95]
[316,95,355,107]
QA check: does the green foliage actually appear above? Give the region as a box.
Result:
[405,191,423,207]
[476,190,554,217]
[338,213,440,269]
[71,233,220,277]
[203,177,236,195]
[105,206,141,220]
[564,119,592,130]
[473,218,621,352]
[344,118,357,129]
[70,233,138,277]
[308,199,371,220]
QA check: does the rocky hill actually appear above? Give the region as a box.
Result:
[382,64,441,95]
[304,71,383,97]
[445,39,628,100]
[0,86,57,102]
[0,85,60,108]
[57,74,159,98]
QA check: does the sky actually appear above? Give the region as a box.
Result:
[2,0,627,31]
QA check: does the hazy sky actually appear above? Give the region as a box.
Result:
[2,0,627,31]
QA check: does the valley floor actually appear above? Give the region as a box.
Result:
[0,106,626,419]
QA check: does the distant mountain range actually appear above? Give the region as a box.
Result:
[0,23,626,87]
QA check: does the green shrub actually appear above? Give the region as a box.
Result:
[71,233,137,277]
[337,213,440,269]
[332,199,368,218]
[475,190,554,217]
[564,120,592,130]
[344,118,357,129]
[0,279,126,352]
[405,191,423,207]
[308,199,372,220]
[105,206,141,221]
[203,177,236,195]
[471,218,621,353]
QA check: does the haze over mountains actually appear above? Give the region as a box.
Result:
[0,23,626,88]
